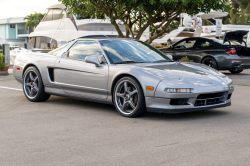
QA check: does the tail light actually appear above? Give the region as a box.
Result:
[226,49,236,55]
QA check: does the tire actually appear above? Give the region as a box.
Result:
[202,57,218,70]
[229,69,244,74]
[23,66,50,102]
[113,77,146,117]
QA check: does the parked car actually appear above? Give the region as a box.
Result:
[13,38,233,117]
[162,30,250,73]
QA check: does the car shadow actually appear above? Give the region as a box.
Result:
[224,73,250,76]
[46,96,230,121]
[221,71,250,76]
[142,109,229,121]
[46,96,117,113]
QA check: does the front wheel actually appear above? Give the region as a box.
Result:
[113,77,146,117]
[202,57,218,70]
[229,69,243,74]
[23,66,50,102]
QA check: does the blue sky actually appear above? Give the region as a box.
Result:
[0,0,60,19]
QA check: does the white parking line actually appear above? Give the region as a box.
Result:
[0,86,23,91]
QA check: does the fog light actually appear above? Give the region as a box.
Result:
[165,88,193,93]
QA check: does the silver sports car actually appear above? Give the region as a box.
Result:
[13,38,234,117]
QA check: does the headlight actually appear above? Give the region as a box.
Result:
[164,88,194,93]
[228,82,234,89]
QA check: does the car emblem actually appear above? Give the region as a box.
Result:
[125,94,130,100]
[208,81,212,84]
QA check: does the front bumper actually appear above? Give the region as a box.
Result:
[146,90,233,114]
[147,102,231,114]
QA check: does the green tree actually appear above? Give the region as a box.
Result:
[230,0,250,25]
[59,0,228,44]
[24,12,45,30]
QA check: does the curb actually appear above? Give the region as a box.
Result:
[0,72,9,76]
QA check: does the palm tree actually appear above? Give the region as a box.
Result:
[24,12,45,31]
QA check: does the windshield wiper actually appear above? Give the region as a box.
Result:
[114,61,143,64]
[153,60,171,63]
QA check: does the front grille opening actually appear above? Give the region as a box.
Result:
[197,92,224,99]
[227,93,232,100]
[170,98,189,105]
[195,92,227,107]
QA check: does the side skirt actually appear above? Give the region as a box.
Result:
[45,86,113,105]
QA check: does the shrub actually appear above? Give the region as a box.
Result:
[152,45,170,48]
[0,54,8,70]
[178,56,194,63]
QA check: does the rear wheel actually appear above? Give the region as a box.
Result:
[202,57,218,70]
[23,66,50,102]
[113,77,146,117]
[229,69,243,74]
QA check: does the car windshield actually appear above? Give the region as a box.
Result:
[99,40,172,64]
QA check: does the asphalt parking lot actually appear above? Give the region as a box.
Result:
[0,68,250,166]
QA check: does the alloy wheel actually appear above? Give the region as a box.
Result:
[24,71,39,99]
[115,80,138,115]
[203,58,217,69]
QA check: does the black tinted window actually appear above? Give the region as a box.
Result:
[68,41,103,62]
[195,40,215,48]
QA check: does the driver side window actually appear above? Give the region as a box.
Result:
[195,40,215,48]
[174,39,196,49]
[68,40,104,62]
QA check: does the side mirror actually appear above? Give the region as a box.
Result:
[166,54,173,60]
[85,56,102,67]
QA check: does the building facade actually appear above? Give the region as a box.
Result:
[0,17,31,46]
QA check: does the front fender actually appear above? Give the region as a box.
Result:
[108,65,163,100]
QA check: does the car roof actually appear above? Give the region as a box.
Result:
[181,37,213,40]
[76,35,133,41]
[77,38,134,41]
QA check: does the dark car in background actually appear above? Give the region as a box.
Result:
[162,30,250,73]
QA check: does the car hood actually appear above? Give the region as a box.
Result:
[138,62,231,87]
[223,30,249,44]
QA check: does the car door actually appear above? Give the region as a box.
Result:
[54,40,109,99]
[172,38,197,61]
[193,39,217,62]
